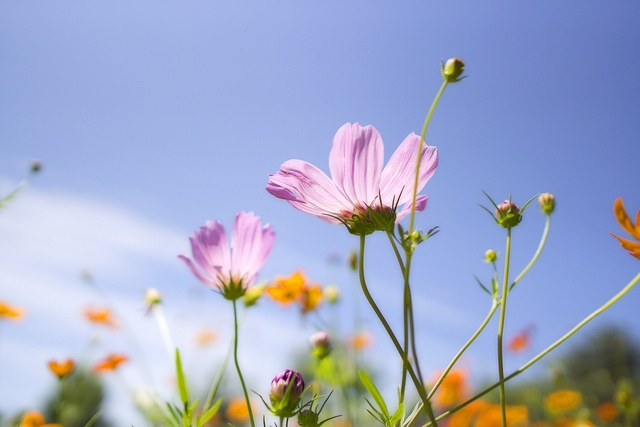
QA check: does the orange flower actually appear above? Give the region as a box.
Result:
[20,410,62,427]
[48,358,74,379]
[610,197,640,260]
[507,325,534,353]
[596,401,618,423]
[473,403,528,427]
[93,353,128,373]
[225,398,253,423]
[83,306,118,328]
[300,284,322,312]
[265,271,306,305]
[348,332,373,350]
[433,369,469,407]
[545,390,583,414]
[448,399,487,427]
[193,327,217,347]
[0,300,25,320]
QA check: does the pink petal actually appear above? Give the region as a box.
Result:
[231,212,275,285]
[267,159,352,222]
[396,195,428,222]
[380,133,438,207]
[178,254,218,288]
[329,123,383,206]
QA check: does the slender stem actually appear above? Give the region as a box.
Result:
[358,236,438,426]
[422,271,640,426]
[497,228,512,427]
[232,299,255,427]
[409,80,449,234]
[153,305,176,359]
[510,214,551,290]
[386,231,407,276]
[427,300,499,400]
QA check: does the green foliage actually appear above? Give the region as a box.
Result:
[43,367,109,427]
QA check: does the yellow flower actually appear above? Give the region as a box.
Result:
[0,300,25,320]
[300,284,322,312]
[545,390,583,414]
[610,197,640,260]
[48,358,75,379]
[225,398,253,423]
[265,271,306,305]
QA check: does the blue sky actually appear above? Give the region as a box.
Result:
[1,1,640,425]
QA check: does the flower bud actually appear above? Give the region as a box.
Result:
[348,251,357,272]
[484,249,497,263]
[495,200,522,228]
[322,285,340,304]
[310,331,331,359]
[269,369,305,417]
[144,288,162,306]
[29,159,42,173]
[538,193,555,214]
[441,58,465,83]
[297,409,320,427]
[243,284,264,307]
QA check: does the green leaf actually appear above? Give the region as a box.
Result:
[175,349,190,405]
[198,399,222,427]
[389,402,405,425]
[359,371,389,418]
[474,276,491,295]
[83,410,103,427]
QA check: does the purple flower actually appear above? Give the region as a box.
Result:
[269,369,305,417]
[178,212,275,300]
[266,123,438,235]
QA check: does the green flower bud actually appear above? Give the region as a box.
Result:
[310,331,331,359]
[495,200,522,228]
[441,58,465,83]
[243,283,264,307]
[322,285,340,304]
[144,288,162,306]
[269,369,305,418]
[484,249,497,263]
[538,193,555,214]
[297,409,319,427]
[30,159,42,173]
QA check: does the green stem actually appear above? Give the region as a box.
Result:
[427,300,499,400]
[232,299,255,427]
[497,228,512,427]
[358,236,438,426]
[409,79,448,234]
[510,214,551,291]
[422,271,640,426]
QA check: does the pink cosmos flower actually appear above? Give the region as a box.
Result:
[178,212,275,300]
[266,123,438,234]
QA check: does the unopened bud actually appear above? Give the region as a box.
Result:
[243,284,264,307]
[144,288,162,306]
[297,409,320,427]
[310,331,331,359]
[269,369,305,417]
[538,193,555,214]
[322,285,340,304]
[495,200,522,228]
[484,249,497,263]
[442,58,465,83]
[30,159,42,173]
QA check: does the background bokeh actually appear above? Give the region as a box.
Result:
[1,2,639,425]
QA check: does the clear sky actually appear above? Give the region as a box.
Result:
[1,1,639,425]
